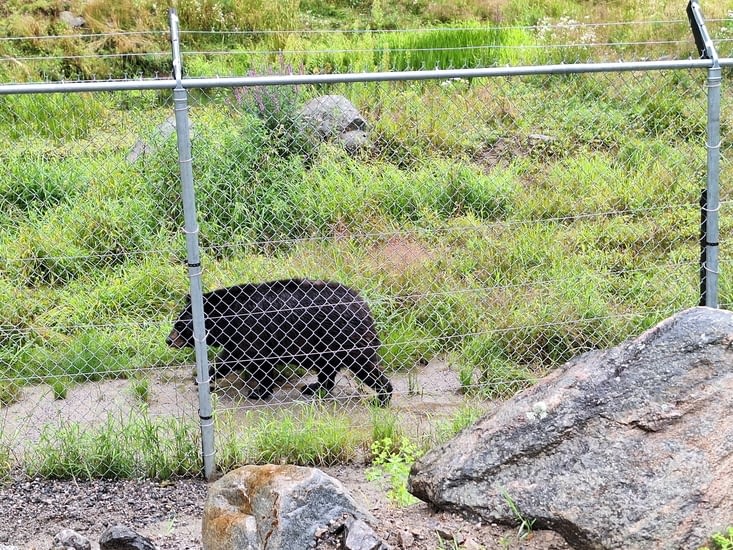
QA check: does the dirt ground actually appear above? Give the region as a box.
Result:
[0,465,571,550]
[0,359,569,549]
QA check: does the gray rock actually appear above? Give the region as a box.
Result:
[52,529,91,550]
[297,95,370,154]
[408,307,733,550]
[343,517,387,550]
[127,116,192,164]
[99,525,156,550]
[298,95,367,138]
[59,11,85,28]
[202,465,379,550]
[339,130,370,155]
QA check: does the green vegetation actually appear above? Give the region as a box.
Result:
[701,527,733,550]
[501,489,536,539]
[50,377,71,400]
[365,436,422,506]
[25,409,201,479]
[0,381,21,406]
[215,402,361,470]
[1,0,731,480]
[129,376,151,403]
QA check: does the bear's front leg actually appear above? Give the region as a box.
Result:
[301,365,336,397]
[247,360,276,401]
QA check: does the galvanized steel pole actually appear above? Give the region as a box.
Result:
[688,0,721,308]
[168,8,215,479]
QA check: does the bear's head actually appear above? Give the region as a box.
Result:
[166,290,235,349]
[166,295,195,349]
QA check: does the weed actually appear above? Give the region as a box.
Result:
[370,405,402,445]
[700,527,733,550]
[0,441,11,479]
[0,381,21,406]
[501,489,536,539]
[365,436,422,506]
[432,403,484,444]
[129,377,151,403]
[50,377,71,400]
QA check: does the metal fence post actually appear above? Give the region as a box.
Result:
[687,0,721,308]
[168,8,216,479]
[701,65,722,308]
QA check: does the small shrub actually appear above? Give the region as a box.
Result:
[365,436,422,506]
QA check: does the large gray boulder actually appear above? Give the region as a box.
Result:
[202,464,384,550]
[297,95,369,154]
[408,307,733,550]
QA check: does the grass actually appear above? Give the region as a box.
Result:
[501,489,536,539]
[215,401,361,470]
[25,409,201,480]
[129,376,151,403]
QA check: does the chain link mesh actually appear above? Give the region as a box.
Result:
[0,28,727,477]
[186,70,707,420]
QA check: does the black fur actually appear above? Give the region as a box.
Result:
[167,278,392,406]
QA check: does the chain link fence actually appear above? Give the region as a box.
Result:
[0,7,730,479]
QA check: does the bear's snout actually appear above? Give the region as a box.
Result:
[166,330,187,349]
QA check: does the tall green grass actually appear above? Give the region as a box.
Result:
[374,25,533,70]
[26,410,201,479]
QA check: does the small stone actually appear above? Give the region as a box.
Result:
[463,538,483,550]
[343,518,384,550]
[436,528,454,541]
[59,11,85,28]
[397,530,414,548]
[52,529,91,550]
[99,525,156,550]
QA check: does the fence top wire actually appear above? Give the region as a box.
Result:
[0,19,691,43]
[177,19,691,35]
[180,39,693,57]
[0,30,169,42]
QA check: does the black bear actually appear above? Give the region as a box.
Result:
[167,278,393,406]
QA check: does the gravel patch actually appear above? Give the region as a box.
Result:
[0,466,571,550]
[0,475,207,549]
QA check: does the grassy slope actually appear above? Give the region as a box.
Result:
[0,1,730,400]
